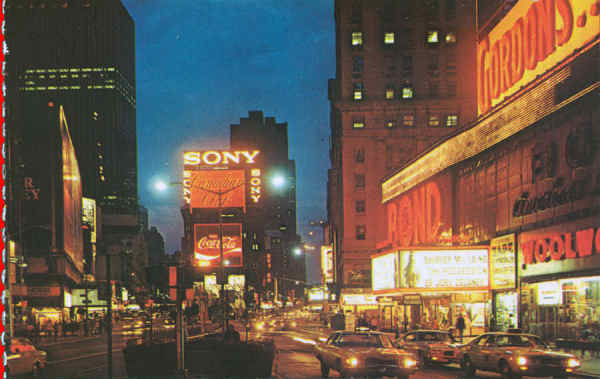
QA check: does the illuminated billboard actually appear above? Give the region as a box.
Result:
[372,253,397,291]
[490,234,516,290]
[185,170,246,209]
[194,223,242,267]
[372,248,489,292]
[321,245,334,284]
[82,197,97,243]
[60,106,84,274]
[477,0,600,115]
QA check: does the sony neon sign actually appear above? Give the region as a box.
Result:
[183,150,260,166]
[250,168,262,203]
[477,0,600,115]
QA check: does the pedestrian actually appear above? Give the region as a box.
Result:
[456,314,466,342]
[53,321,59,341]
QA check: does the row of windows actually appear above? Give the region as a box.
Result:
[352,82,457,101]
[24,67,115,74]
[351,30,456,48]
[353,55,457,78]
[351,114,458,129]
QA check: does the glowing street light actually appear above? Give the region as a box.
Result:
[293,247,302,256]
[271,174,286,189]
[154,179,168,192]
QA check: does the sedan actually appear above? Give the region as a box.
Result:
[458,332,581,379]
[6,337,47,377]
[314,331,418,379]
[395,330,461,366]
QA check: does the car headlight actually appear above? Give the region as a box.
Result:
[566,358,581,368]
[516,356,528,366]
[403,357,418,368]
[291,321,297,327]
[345,356,359,367]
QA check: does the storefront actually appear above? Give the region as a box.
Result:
[519,219,600,341]
[371,248,491,334]
[489,234,518,331]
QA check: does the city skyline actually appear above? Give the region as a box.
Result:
[123,0,334,254]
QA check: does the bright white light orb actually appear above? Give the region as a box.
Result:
[272,175,286,188]
[154,180,168,192]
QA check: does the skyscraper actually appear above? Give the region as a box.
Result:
[230,111,303,302]
[327,0,477,290]
[6,0,137,216]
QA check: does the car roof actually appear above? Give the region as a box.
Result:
[404,330,451,334]
[333,331,387,336]
[477,332,541,338]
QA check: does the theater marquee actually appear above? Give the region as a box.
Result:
[477,0,600,115]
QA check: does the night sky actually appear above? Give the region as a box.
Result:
[121,0,334,279]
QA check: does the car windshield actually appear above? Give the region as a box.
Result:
[338,334,386,347]
[495,335,548,348]
[422,333,455,342]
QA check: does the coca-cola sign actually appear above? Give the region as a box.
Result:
[194,224,242,267]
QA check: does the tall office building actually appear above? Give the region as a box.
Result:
[6,0,137,216]
[230,111,303,302]
[327,0,477,290]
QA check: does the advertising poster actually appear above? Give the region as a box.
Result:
[60,106,84,274]
[82,197,97,243]
[372,253,397,291]
[194,223,243,267]
[490,234,516,289]
[187,170,245,210]
[394,249,489,290]
[321,245,334,283]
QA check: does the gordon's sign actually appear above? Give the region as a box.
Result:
[478,0,600,115]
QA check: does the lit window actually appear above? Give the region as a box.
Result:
[427,30,440,43]
[446,114,458,127]
[402,114,415,127]
[385,87,395,100]
[386,120,395,128]
[356,225,366,240]
[445,32,456,43]
[352,119,365,129]
[384,32,395,44]
[402,86,414,99]
[428,115,441,127]
[353,83,364,100]
[352,32,363,46]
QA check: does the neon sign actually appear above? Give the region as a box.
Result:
[521,226,600,265]
[184,150,260,166]
[250,168,262,203]
[477,0,600,115]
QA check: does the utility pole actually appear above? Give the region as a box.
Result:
[107,252,113,379]
[175,255,185,375]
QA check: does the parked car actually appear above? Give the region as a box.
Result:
[395,329,461,366]
[314,330,418,379]
[6,337,47,377]
[458,332,581,379]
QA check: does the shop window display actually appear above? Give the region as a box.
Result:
[523,276,600,341]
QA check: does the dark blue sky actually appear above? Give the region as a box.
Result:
[122,0,335,264]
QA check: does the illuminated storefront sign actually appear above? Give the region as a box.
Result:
[490,234,516,289]
[372,253,397,291]
[385,173,453,247]
[321,245,334,284]
[308,288,326,302]
[227,275,245,291]
[520,226,600,265]
[341,294,377,305]
[194,223,243,267]
[477,0,600,115]
[537,281,561,305]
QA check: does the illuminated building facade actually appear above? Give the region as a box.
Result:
[6,0,138,215]
[327,0,478,291]
[375,0,599,337]
[5,0,138,328]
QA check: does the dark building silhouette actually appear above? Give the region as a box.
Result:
[230,111,303,302]
[327,0,478,290]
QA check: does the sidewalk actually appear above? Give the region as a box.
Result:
[298,326,600,378]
